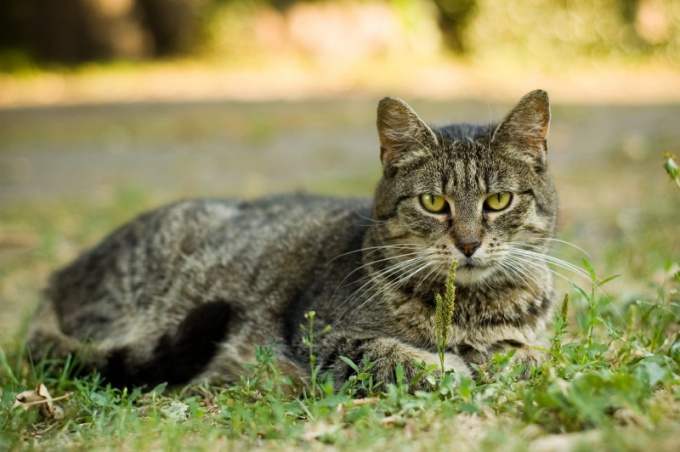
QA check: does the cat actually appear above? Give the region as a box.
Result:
[27,90,557,391]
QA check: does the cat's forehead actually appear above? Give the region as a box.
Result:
[437,136,495,172]
[436,123,495,142]
[406,140,527,194]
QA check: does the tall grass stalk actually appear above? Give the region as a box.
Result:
[300,311,331,399]
[435,260,457,373]
[663,152,680,191]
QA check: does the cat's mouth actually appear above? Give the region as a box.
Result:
[453,258,495,285]
[459,258,486,269]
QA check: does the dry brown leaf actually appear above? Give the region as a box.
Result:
[380,414,403,427]
[350,397,380,406]
[13,383,67,420]
[336,396,380,414]
[301,421,341,442]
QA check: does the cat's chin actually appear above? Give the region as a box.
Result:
[453,263,497,286]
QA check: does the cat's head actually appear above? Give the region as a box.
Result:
[371,90,557,288]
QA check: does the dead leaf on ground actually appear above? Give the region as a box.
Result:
[336,396,380,414]
[301,421,343,442]
[13,383,69,420]
[380,414,403,427]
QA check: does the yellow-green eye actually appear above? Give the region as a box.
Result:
[420,194,447,213]
[484,192,513,211]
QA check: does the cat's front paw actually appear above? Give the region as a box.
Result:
[402,351,474,392]
[470,342,547,380]
[508,344,547,378]
[333,337,472,392]
[441,352,474,376]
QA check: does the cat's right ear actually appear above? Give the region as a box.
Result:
[377,97,438,172]
[491,89,550,167]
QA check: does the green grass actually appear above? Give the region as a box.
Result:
[1,186,679,450]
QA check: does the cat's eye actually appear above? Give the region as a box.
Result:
[420,194,447,213]
[484,192,513,211]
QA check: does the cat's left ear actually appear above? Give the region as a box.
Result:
[491,90,550,167]
[377,97,438,172]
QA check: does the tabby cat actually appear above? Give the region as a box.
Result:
[28,90,557,391]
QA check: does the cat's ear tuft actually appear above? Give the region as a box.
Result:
[492,90,550,165]
[377,97,438,170]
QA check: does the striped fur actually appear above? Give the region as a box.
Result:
[28,90,557,390]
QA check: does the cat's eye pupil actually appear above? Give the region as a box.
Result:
[420,194,447,213]
[484,192,512,211]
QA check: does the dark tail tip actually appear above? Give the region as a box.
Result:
[103,300,233,388]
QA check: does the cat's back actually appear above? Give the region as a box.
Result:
[48,195,372,340]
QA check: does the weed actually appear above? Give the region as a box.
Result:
[663,152,680,191]
[550,293,570,358]
[300,311,332,400]
[435,259,457,373]
[338,356,380,396]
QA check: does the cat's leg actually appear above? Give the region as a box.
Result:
[317,333,472,391]
[192,314,310,390]
[501,341,548,378]
[195,342,309,391]
[459,340,548,378]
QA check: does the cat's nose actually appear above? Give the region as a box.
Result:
[456,240,481,258]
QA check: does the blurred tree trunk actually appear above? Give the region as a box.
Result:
[0,0,207,65]
[30,0,151,63]
[137,0,208,56]
[432,0,477,54]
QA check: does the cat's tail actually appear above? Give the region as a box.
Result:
[99,300,234,388]
[27,298,235,389]
[27,299,110,373]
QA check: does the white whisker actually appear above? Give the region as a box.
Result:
[507,248,591,281]
[330,252,432,322]
[327,244,425,265]
[531,237,591,256]
[494,259,541,298]
[505,253,582,286]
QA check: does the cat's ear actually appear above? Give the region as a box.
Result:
[377,97,438,171]
[492,90,550,166]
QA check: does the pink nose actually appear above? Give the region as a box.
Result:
[456,240,480,258]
